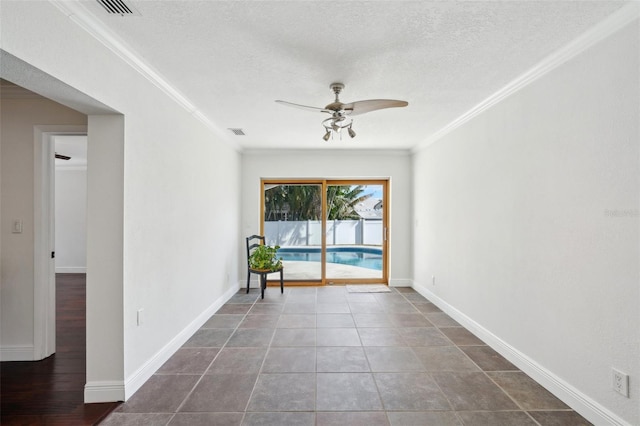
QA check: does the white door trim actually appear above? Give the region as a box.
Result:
[33,125,87,360]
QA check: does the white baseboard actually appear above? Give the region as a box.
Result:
[56,266,87,273]
[247,277,259,288]
[389,278,412,287]
[0,345,35,361]
[238,279,247,290]
[84,380,125,403]
[411,280,632,426]
[121,284,239,401]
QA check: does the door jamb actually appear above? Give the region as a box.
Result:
[33,125,87,360]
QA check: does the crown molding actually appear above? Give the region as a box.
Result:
[412,2,640,154]
[49,0,238,151]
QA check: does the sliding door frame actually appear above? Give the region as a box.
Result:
[260,178,388,286]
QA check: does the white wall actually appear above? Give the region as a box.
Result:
[55,167,87,273]
[241,150,412,286]
[0,97,87,360]
[84,114,126,400]
[412,21,639,426]
[1,1,242,401]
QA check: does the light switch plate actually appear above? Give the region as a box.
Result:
[12,220,23,234]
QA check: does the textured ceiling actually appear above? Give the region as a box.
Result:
[69,1,630,150]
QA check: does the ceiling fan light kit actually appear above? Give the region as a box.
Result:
[276,82,407,141]
[321,114,354,141]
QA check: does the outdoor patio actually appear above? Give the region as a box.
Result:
[275,261,382,281]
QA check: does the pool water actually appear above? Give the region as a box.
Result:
[276,247,382,271]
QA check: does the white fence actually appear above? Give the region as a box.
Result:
[264,219,382,246]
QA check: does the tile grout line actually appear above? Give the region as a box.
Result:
[401,289,535,425]
[408,290,547,426]
[105,286,592,425]
[242,287,292,420]
[353,294,385,415]
[403,292,460,420]
[171,288,263,421]
[483,370,545,426]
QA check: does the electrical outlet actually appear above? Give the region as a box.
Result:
[432,275,436,286]
[612,368,629,397]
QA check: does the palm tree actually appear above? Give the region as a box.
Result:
[326,185,371,220]
[287,185,321,220]
[265,184,372,221]
[264,185,322,221]
[264,185,287,221]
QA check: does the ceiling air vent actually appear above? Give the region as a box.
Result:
[228,128,246,136]
[96,0,139,16]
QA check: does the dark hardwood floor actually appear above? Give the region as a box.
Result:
[1,273,120,425]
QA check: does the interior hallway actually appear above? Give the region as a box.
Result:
[0,274,120,425]
[101,285,592,425]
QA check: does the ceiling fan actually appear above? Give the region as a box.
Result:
[276,83,408,141]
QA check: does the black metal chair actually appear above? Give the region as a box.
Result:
[246,235,284,299]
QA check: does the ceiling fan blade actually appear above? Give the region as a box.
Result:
[275,100,331,113]
[342,99,408,116]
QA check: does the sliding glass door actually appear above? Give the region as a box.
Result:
[325,182,385,283]
[263,183,323,281]
[262,180,387,285]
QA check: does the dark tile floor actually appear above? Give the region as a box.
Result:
[100,286,592,425]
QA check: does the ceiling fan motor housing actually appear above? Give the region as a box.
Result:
[326,83,346,111]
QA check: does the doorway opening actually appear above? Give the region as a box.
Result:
[54,135,88,275]
[34,127,88,360]
[261,179,388,285]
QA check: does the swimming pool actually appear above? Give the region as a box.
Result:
[276,246,382,271]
